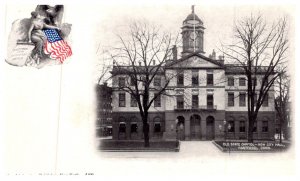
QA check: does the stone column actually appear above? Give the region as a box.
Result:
[201,120,206,140]
[113,122,118,140]
[126,122,131,140]
[138,122,143,139]
[214,120,222,140]
[235,121,239,140]
[149,121,153,139]
[257,121,262,139]
[185,119,190,140]
[163,119,177,140]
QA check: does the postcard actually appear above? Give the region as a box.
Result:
[1,0,297,179]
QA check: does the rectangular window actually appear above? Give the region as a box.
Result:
[177,72,184,86]
[154,77,161,86]
[252,77,257,86]
[154,93,161,107]
[262,94,268,107]
[154,123,161,133]
[252,121,257,132]
[130,94,137,107]
[130,77,135,86]
[239,93,246,107]
[239,77,246,86]
[119,123,126,133]
[192,70,199,86]
[239,121,246,132]
[119,77,126,87]
[119,93,126,107]
[207,73,214,86]
[228,77,234,86]
[192,95,199,108]
[131,123,138,133]
[228,121,235,132]
[176,95,184,109]
[262,121,268,132]
[207,95,214,109]
[254,93,257,105]
[228,93,234,107]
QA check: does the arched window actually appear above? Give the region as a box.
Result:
[119,123,126,133]
[130,117,138,133]
[154,117,161,133]
[252,121,257,132]
[176,116,185,126]
[262,117,269,132]
[119,117,126,133]
[131,123,138,133]
[191,114,201,125]
[227,116,235,132]
[239,117,246,133]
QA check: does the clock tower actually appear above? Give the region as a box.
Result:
[181,5,205,56]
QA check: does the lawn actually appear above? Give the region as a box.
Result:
[99,139,180,152]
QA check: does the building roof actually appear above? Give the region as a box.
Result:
[183,13,203,25]
[225,64,276,74]
[166,51,224,68]
[111,60,275,75]
[111,65,165,75]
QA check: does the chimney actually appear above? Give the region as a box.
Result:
[139,61,141,66]
[218,55,224,64]
[153,60,156,65]
[211,49,216,60]
[172,45,177,60]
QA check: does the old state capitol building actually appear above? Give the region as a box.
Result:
[110,8,275,141]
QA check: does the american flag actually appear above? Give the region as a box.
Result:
[43,29,72,63]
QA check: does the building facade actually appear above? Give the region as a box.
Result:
[96,83,113,137]
[111,8,275,141]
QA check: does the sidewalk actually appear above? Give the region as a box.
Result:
[98,140,294,158]
[98,141,295,176]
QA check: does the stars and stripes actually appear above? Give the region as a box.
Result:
[43,29,72,63]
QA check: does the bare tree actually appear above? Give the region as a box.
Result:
[274,71,290,142]
[96,45,113,85]
[221,15,289,142]
[110,21,178,147]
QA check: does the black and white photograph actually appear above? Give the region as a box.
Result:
[1,0,299,180]
[96,4,294,151]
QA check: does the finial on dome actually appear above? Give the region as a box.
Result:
[192,5,195,13]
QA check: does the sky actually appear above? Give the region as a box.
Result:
[95,3,294,55]
[94,3,295,83]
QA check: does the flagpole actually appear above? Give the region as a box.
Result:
[55,62,63,174]
[193,5,196,53]
[54,5,66,174]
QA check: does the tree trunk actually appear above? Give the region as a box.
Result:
[248,123,253,143]
[279,125,282,143]
[143,122,150,147]
[283,120,289,141]
[247,112,254,143]
[247,72,254,143]
[247,113,257,143]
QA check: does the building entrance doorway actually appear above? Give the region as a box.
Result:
[206,116,215,140]
[190,114,201,140]
[176,116,185,140]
